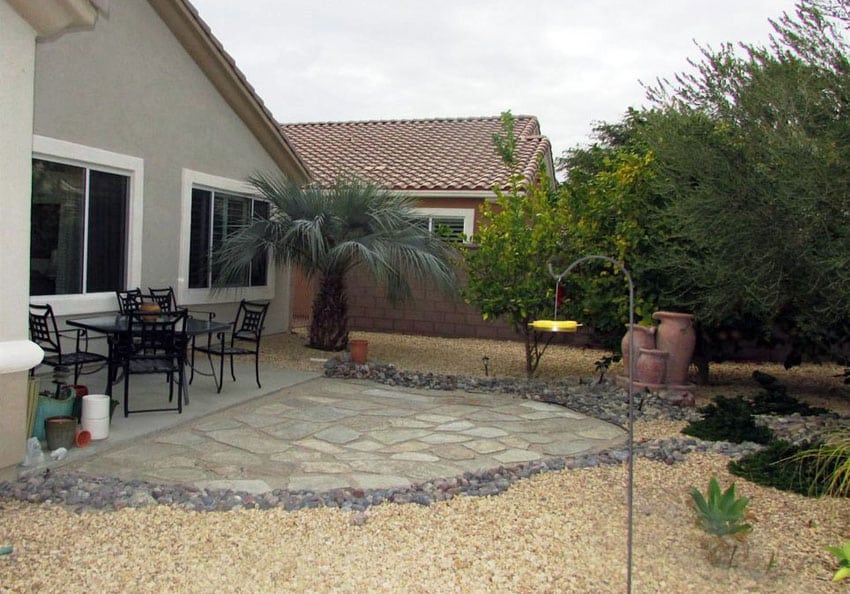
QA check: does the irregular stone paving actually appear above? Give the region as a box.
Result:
[64,377,626,494]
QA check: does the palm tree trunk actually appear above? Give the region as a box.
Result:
[308,274,348,351]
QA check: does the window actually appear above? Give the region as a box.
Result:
[30,136,143,315]
[188,188,269,289]
[179,169,273,305]
[417,215,466,242]
[30,159,129,296]
[414,208,474,243]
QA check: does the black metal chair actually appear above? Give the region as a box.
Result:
[147,287,179,312]
[29,303,109,385]
[119,309,188,416]
[148,286,215,320]
[191,299,269,393]
[116,288,144,314]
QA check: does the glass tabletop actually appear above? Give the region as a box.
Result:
[67,315,231,336]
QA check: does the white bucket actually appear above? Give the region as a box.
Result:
[81,394,111,440]
[82,394,110,420]
[81,416,109,440]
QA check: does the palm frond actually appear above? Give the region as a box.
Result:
[215,172,459,346]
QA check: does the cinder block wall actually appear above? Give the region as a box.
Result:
[346,269,516,340]
[345,266,591,347]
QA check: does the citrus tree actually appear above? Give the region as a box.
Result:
[556,112,671,348]
[463,112,564,377]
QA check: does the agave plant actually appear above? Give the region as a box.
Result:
[690,476,753,565]
[826,540,850,582]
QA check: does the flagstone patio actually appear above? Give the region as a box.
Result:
[54,365,627,494]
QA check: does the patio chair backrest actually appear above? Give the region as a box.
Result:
[148,287,179,313]
[232,300,269,344]
[116,288,144,314]
[28,303,62,356]
[126,309,188,357]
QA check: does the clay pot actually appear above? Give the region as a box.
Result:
[636,348,669,385]
[621,324,656,375]
[74,428,92,448]
[349,339,368,364]
[140,302,161,321]
[45,415,77,450]
[652,311,696,384]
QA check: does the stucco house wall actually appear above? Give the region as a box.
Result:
[0,1,42,478]
[0,0,307,476]
[31,0,295,332]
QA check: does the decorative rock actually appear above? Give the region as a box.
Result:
[128,490,157,508]
[349,511,369,526]
[663,391,696,407]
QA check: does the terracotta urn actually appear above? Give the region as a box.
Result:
[636,348,669,385]
[621,324,656,375]
[652,311,696,384]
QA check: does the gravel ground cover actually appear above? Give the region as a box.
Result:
[2,328,850,593]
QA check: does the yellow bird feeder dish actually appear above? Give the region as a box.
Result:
[530,272,581,333]
[529,319,581,332]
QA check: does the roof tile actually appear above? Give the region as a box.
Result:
[280,115,553,192]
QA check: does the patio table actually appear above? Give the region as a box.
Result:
[67,314,231,404]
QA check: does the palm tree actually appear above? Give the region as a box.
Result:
[215,174,458,351]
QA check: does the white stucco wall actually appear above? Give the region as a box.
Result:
[32,0,292,332]
[0,1,39,477]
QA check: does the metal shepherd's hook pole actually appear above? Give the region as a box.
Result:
[548,256,635,594]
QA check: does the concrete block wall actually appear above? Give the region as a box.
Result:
[344,267,594,349]
[345,267,517,340]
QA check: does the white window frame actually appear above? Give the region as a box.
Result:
[178,169,274,306]
[414,207,475,242]
[30,135,144,316]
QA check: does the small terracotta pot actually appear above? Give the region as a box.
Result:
[75,428,92,448]
[349,339,368,364]
[621,324,655,374]
[635,348,669,385]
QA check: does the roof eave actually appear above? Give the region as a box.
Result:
[9,0,99,39]
[148,0,311,184]
[403,189,497,198]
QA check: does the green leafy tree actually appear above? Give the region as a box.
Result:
[641,0,850,370]
[215,174,457,351]
[557,1,850,376]
[555,112,670,347]
[463,112,563,377]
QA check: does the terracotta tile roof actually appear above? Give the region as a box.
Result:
[280,115,553,192]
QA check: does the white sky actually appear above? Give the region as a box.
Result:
[191,0,801,160]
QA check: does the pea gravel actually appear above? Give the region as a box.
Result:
[1,331,849,593]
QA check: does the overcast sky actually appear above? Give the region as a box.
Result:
[191,0,801,160]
